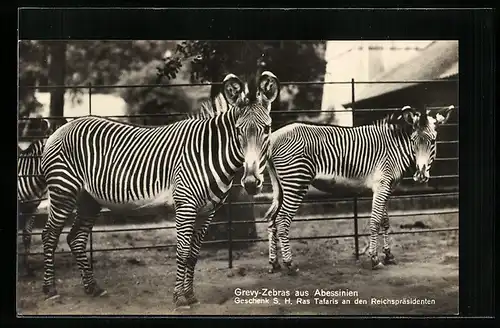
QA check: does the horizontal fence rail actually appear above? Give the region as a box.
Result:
[22,208,459,237]
[21,227,459,257]
[18,78,459,90]
[17,78,459,269]
[17,106,460,123]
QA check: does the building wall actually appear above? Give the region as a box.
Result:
[320,41,433,126]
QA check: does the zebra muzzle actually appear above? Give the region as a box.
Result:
[241,175,263,195]
[413,171,429,183]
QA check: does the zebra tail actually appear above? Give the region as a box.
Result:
[263,155,283,227]
[38,142,49,199]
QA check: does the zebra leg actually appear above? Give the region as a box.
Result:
[67,192,106,297]
[173,204,197,308]
[42,184,80,300]
[276,176,313,275]
[368,184,391,270]
[42,216,71,299]
[382,209,397,265]
[276,213,299,275]
[265,201,281,273]
[182,211,216,306]
[267,222,281,273]
[22,215,36,277]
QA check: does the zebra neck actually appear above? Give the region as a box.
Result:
[210,111,244,181]
[389,130,414,175]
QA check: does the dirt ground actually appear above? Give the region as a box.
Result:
[16,211,459,316]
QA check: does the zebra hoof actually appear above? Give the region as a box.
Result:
[185,293,199,306]
[45,293,61,301]
[43,286,60,301]
[372,262,385,270]
[284,262,299,276]
[383,252,397,265]
[383,257,397,265]
[174,305,192,311]
[174,296,193,310]
[268,262,282,274]
[95,289,108,297]
[85,284,108,297]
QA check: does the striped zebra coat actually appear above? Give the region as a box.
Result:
[38,71,280,308]
[18,139,47,276]
[17,118,68,276]
[264,105,454,274]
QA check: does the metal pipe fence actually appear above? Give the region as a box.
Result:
[17,78,459,268]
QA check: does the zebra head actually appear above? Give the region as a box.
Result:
[400,105,454,183]
[221,71,280,195]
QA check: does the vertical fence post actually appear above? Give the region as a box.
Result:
[351,78,360,260]
[227,195,233,269]
[88,82,94,270]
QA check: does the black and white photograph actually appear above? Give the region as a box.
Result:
[17,38,459,316]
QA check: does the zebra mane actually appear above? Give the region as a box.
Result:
[370,111,413,134]
[371,112,398,126]
[188,92,231,120]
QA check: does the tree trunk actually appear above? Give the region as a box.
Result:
[48,42,67,125]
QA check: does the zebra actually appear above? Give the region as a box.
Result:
[39,71,280,308]
[18,137,48,276]
[264,105,454,274]
[18,118,68,276]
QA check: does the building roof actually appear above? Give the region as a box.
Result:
[352,41,459,104]
[439,61,459,79]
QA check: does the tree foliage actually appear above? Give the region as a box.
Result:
[65,41,173,88]
[117,60,192,126]
[157,41,327,113]
[18,40,175,117]
[20,40,173,88]
[19,40,327,121]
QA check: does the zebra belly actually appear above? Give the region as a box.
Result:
[84,184,175,212]
[313,171,382,193]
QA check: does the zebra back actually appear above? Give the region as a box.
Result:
[369,110,415,135]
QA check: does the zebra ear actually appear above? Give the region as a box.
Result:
[433,105,454,126]
[43,118,51,135]
[388,113,402,125]
[258,71,280,106]
[401,105,419,127]
[222,74,244,107]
